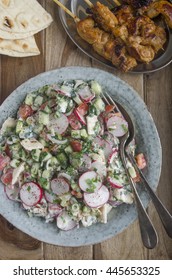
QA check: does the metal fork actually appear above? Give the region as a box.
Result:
[102,92,172,243]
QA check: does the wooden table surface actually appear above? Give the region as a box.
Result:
[0,1,172,260]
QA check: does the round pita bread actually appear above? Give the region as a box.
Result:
[0,35,40,56]
[0,0,53,39]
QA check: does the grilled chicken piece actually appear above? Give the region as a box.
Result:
[127,15,166,53]
[112,39,138,71]
[113,4,135,25]
[77,17,137,71]
[143,1,172,28]
[123,0,153,9]
[77,16,106,44]
[127,36,155,62]
[92,1,118,32]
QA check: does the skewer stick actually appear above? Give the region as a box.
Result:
[83,0,93,8]
[113,0,121,6]
[53,0,80,22]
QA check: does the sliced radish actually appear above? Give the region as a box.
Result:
[51,178,70,196]
[107,175,123,188]
[49,114,69,135]
[93,136,104,147]
[79,171,102,193]
[84,185,109,208]
[20,182,43,206]
[4,185,20,201]
[74,108,86,125]
[44,190,58,203]
[0,154,10,171]
[52,84,71,97]
[77,85,95,102]
[108,149,119,165]
[91,161,107,177]
[48,203,62,217]
[58,172,72,181]
[78,154,92,172]
[56,210,77,230]
[108,200,123,207]
[107,116,128,137]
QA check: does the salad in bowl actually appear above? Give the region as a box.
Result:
[0,79,146,231]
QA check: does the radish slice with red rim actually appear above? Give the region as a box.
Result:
[51,178,70,196]
[49,114,69,135]
[77,85,95,102]
[52,84,71,97]
[20,182,43,206]
[107,116,128,137]
[44,190,58,203]
[56,211,78,231]
[78,154,92,173]
[79,171,102,193]
[84,185,109,208]
[74,109,86,125]
[48,203,62,217]
[4,185,20,201]
[107,175,123,189]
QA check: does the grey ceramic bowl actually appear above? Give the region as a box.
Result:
[0,67,162,246]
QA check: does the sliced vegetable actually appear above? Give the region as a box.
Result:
[68,113,82,130]
[18,104,33,119]
[84,185,109,208]
[79,171,102,193]
[56,210,77,231]
[4,185,20,201]
[107,116,128,137]
[74,108,86,125]
[77,85,95,102]
[49,114,69,135]
[0,154,10,170]
[20,182,43,206]
[51,178,70,195]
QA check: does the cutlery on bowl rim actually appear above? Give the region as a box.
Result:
[102,91,158,249]
[102,91,172,240]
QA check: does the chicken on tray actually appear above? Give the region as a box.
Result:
[77,16,137,72]
[54,0,168,72]
[87,2,166,64]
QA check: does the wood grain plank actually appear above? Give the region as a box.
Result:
[43,1,93,260]
[0,1,46,259]
[145,65,172,260]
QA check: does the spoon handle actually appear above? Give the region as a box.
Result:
[127,152,172,238]
[120,145,158,249]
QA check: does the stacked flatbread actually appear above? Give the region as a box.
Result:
[0,0,53,57]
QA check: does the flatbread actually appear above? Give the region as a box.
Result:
[0,35,40,57]
[0,0,53,39]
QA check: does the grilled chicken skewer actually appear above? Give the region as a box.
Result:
[84,1,166,63]
[53,0,137,71]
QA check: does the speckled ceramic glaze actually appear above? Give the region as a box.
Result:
[0,67,162,246]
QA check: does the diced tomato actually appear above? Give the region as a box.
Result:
[18,104,33,119]
[40,101,48,110]
[135,153,147,169]
[105,105,115,113]
[1,168,13,185]
[77,103,88,116]
[70,140,82,152]
[0,154,10,171]
[4,144,12,158]
[71,190,83,199]
[68,113,82,130]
